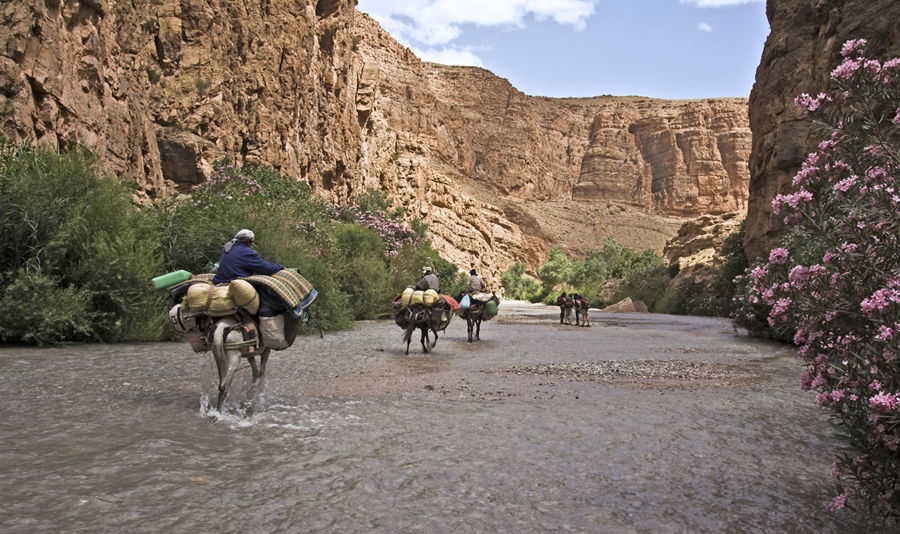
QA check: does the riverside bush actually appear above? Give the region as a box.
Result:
[737,40,900,517]
[0,142,166,344]
[500,262,541,300]
[508,239,667,306]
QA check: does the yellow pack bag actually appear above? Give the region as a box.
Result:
[229,279,259,315]
[423,289,439,307]
[410,290,425,306]
[400,287,414,307]
[183,282,237,317]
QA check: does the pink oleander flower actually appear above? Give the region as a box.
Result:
[840,38,867,57]
[769,248,789,265]
[893,108,900,125]
[869,392,899,411]
[794,92,830,112]
[828,493,848,512]
[877,326,894,341]
[832,57,862,79]
[831,389,846,402]
[832,462,843,479]
[833,175,858,193]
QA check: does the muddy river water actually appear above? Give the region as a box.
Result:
[0,302,891,533]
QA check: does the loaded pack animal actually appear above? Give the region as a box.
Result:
[458,292,500,342]
[574,295,591,327]
[557,293,575,325]
[393,288,454,354]
[163,269,316,410]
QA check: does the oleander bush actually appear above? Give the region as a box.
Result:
[735,40,900,518]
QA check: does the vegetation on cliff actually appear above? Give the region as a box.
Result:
[0,145,460,344]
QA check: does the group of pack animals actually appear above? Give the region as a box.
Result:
[393,290,501,355]
[163,268,503,410]
[557,293,592,327]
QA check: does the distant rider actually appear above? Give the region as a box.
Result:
[466,268,484,293]
[212,229,283,284]
[415,265,440,292]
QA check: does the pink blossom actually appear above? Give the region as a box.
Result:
[876,326,894,341]
[832,57,862,79]
[828,493,848,512]
[831,389,846,402]
[833,175,857,193]
[840,38,867,57]
[869,392,899,411]
[893,109,900,125]
[769,248,789,265]
[794,92,829,112]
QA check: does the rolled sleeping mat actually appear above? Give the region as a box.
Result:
[423,289,439,307]
[401,287,415,308]
[229,279,259,315]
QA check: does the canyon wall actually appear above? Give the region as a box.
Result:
[745,0,900,260]
[0,0,751,282]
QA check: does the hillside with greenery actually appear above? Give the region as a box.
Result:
[0,142,462,345]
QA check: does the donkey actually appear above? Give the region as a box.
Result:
[576,297,591,327]
[209,316,271,410]
[399,305,437,354]
[459,295,499,342]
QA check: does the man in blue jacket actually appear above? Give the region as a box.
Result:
[212,229,283,284]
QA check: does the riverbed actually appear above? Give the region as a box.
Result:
[0,302,890,533]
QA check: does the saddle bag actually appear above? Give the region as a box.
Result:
[185,330,209,353]
[260,314,291,351]
[223,319,261,356]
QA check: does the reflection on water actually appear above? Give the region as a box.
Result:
[0,305,892,533]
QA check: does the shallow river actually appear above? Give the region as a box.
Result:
[0,302,891,533]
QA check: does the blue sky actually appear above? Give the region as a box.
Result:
[356,0,770,99]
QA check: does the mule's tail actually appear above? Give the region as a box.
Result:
[402,309,418,345]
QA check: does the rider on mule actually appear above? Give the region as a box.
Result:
[212,229,283,284]
[415,265,440,292]
[465,269,483,292]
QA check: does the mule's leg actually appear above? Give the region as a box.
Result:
[475,318,481,341]
[467,315,474,342]
[430,328,438,349]
[258,349,270,380]
[420,326,429,353]
[249,356,261,382]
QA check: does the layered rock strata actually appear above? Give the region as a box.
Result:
[745,0,900,260]
[0,1,752,283]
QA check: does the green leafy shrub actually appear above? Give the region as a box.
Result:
[500,262,541,300]
[0,142,165,343]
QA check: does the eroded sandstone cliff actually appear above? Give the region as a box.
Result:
[745,0,900,260]
[0,0,752,283]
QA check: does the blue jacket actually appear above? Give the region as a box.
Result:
[212,241,283,284]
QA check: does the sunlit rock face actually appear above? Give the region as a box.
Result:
[0,1,750,283]
[664,212,744,287]
[745,0,900,260]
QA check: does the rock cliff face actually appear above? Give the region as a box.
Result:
[745,0,900,260]
[663,212,744,287]
[0,0,751,283]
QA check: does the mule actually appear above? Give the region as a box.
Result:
[459,295,498,342]
[397,304,451,354]
[209,316,271,410]
[576,298,591,327]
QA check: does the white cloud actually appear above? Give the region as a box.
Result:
[359,0,597,47]
[413,46,485,67]
[679,0,763,7]
[698,22,713,32]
